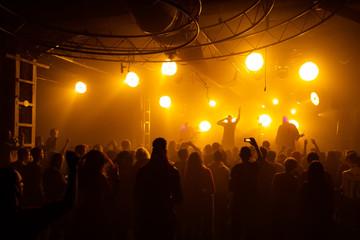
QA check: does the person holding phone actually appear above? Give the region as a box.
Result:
[229,137,262,240]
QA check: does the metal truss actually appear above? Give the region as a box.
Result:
[0,1,200,56]
[0,0,345,62]
[192,0,345,61]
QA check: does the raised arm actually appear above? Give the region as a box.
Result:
[303,139,308,158]
[61,138,71,155]
[217,117,226,126]
[187,141,201,153]
[311,139,320,154]
[235,107,241,124]
[61,151,79,209]
[249,137,263,163]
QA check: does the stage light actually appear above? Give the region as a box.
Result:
[199,121,211,132]
[231,117,236,123]
[262,105,265,109]
[291,109,296,114]
[159,96,171,108]
[245,53,264,71]
[75,81,87,93]
[273,99,279,105]
[162,59,177,76]
[125,72,139,87]
[289,120,299,129]
[311,92,319,105]
[209,100,216,107]
[259,114,271,127]
[299,62,319,81]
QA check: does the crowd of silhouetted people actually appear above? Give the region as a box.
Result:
[1,127,360,240]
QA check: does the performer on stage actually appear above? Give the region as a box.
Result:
[217,108,241,150]
[275,116,304,152]
[179,122,195,143]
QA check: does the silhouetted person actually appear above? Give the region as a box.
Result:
[134,137,182,240]
[298,161,334,240]
[45,129,59,154]
[121,139,131,151]
[42,153,68,240]
[21,147,45,208]
[324,150,342,184]
[179,122,195,143]
[113,150,136,240]
[267,150,284,173]
[271,157,299,240]
[0,151,78,240]
[217,108,240,151]
[134,147,150,172]
[208,149,231,240]
[229,137,262,240]
[92,143,103,152]
[275,116,304,152]
[74,144,88,159]
[203,144,213,166]
[257,146,277,238]
[9,147,31,177]
[261,140,271,151]
[71,150,116,240]
[43,153,67,204]
[184,151,215,240]
[174,148,188,240]
[168,140,179,164]
[0,128,24,169]
[337,155,360,237]
[334,150,356,190]
[299,152,333,189]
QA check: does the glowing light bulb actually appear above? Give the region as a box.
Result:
[259,114,271,127]
[159,96,171,108]
[245,53,264,71]
[75,81,87,93]
[199,121,211,132]
[299,62,319,81]
[162,59,177,76]
[273,99,279,105]
[209,100,216,107]
[125,72,139,87]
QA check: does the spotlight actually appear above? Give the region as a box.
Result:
[259,114,271,127]
[199,121,211,132]
[125,72,139,87]
[311,92,319,106]
[209,100,216,107]
[159,96,171,108]
[291,109,296,114]
[289,120,299,129]
[262,105,265,109]
[162,59,177,76]
[299,62,319,81]
[273,99,279,105]
[245,53,264,71]
[75,81,87,93]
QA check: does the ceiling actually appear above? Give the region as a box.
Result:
[1,0,360,100]
[1,0,360,149]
